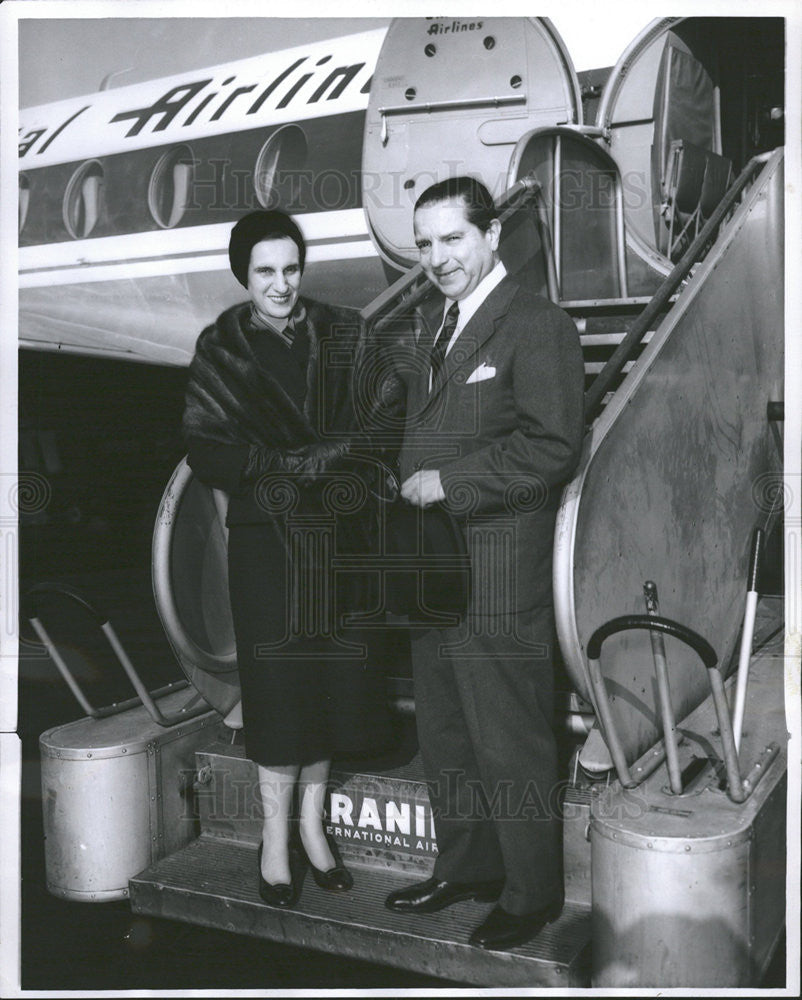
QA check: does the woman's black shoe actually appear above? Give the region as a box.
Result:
[294,832,354,892]
[310,860,353,892]
[257,842,300,908]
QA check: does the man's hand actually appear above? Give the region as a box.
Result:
[400,470,445,507]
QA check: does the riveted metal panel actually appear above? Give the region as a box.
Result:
[362,17,580,267]
[39,690,219,900]
[589,648,787,987]
[556,151,784,768]
[591,823,752,987]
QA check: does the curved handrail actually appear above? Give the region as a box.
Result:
[586,613,747,802]
[587,614,717,668]
[25,581,110,628]
[24,582,212,727]
[151,457,238,678]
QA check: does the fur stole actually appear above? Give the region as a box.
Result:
[183,299,363,480]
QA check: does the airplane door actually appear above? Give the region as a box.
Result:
[362,17,582,268]
[593,17,782,266]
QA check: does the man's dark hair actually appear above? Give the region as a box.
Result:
[413,176,498,233]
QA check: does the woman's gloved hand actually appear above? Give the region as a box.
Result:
[243,439,351,484]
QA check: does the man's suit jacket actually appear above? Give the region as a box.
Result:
[398,275,585,613]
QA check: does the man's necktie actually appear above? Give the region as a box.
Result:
[429,302,459,391]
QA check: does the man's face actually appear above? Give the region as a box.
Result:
[413,196,500,301]
[247,237,302,323]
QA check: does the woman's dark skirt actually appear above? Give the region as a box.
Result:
[227,521,391,767]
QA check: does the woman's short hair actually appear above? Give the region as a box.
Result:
[228,210,307,287]
[413,176,498,233]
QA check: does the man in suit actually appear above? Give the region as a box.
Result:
[384,176,585,950]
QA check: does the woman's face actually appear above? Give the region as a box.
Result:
[247,237,302,323]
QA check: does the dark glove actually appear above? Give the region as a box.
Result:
[243,439,351,484]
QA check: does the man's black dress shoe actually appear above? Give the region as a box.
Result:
[257,842,300,908]
[385,876,504,913]
[468,900,562,950]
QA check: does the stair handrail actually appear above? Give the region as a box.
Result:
[360,172,544,332]
[583,151,774,423]
[585,613,750,803]
[24,582,213,727]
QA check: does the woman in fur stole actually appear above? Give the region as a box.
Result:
[183,210,392,908]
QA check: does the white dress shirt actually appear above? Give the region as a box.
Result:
[427,260,507,390]
[439,260,507,355]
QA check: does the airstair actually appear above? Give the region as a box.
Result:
[123,596,783,987]
[125,147,786,987]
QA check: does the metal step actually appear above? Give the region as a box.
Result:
[194,742,439,874]
[129,835,591,987]
[561,294,679,311]
[193,743,591,903]
[580,330,655,347]
[584,360,635,376]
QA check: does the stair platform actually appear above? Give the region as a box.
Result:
[192,742,592,902]
[129,835,591,987]
[129,598,784,986]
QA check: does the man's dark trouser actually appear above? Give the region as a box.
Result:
[411,605,563,915]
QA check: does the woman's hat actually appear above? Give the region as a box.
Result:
[228,210,306,287]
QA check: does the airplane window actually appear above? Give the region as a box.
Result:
[254,125,308,209]
[62,160,105,239]
[19,173,30,234]
[148,145,196,228]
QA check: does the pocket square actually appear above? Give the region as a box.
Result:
[466,363,496,384]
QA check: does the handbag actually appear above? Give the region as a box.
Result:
[380,482,471,621]
[333,454,471,622]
